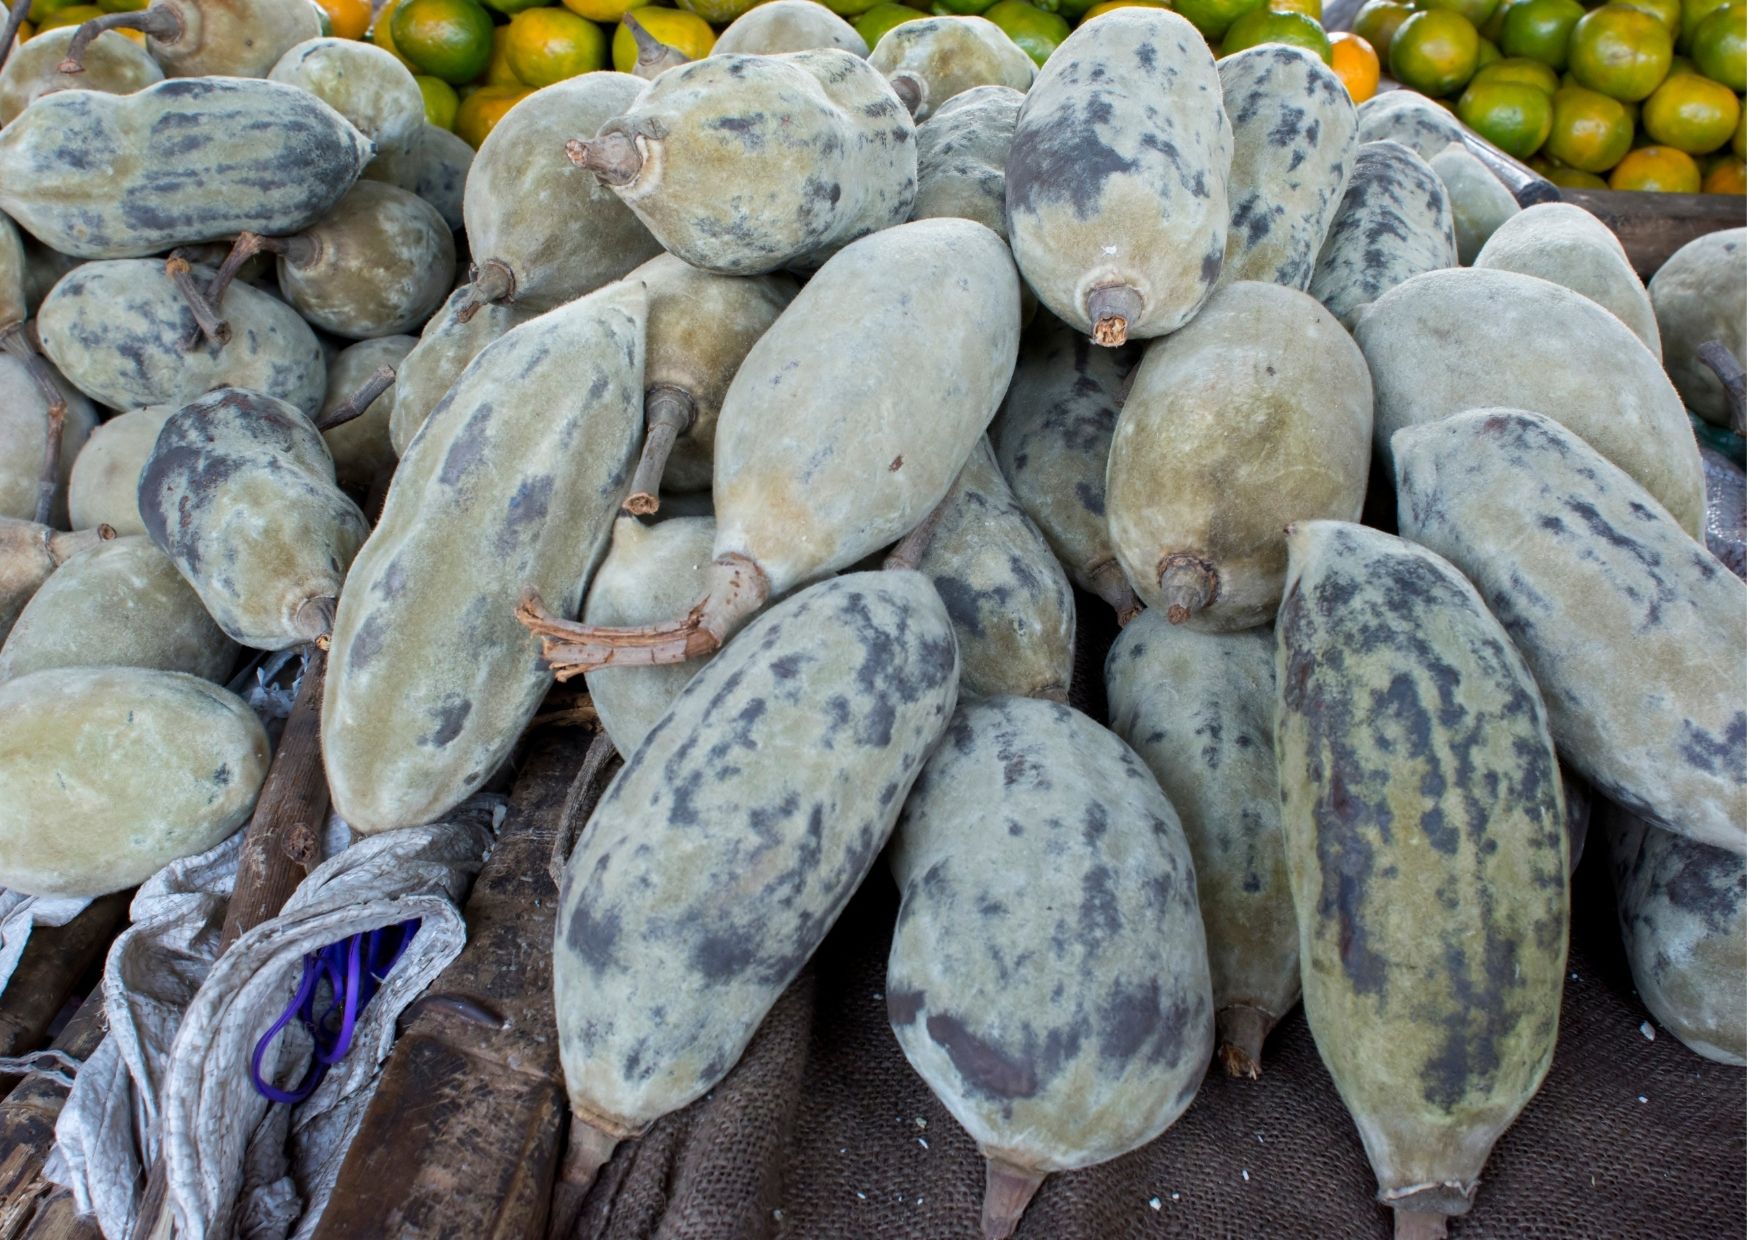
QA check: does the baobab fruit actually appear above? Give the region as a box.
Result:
[1308,140,1455,330]
[270,37,426,183]
[320,335,417,490]
[1354,88,1468,161]
[0,351,95,526]
[67,406,173,537]
[1428,142,1518,266]
[1648,227,1745,426]
[867,16,1034,120]
[57,0,320,80]
[0,518,109,642]
[912,85,1022,237]
[710,0,870,56]
[0,215,23,329]
[0,26,162,127]
[381,123,472,233]
[388,287,534,456]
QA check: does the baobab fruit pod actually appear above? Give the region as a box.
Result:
[321,335,416,490]
[1004,10,1232,346]
[583,515,716,759]
[867,16,1034,120]
[1648,227,1745,427]
[1392,409,1745,856]
[1105,614,1295,1079]
[1276,520,1568,1236]
[0,78,370,259]
[19,236,80,318]
[138,388,370,651]
[1428,143,1518,266]
[1308,140,1456,330]
[1107,281,1371,632]
[912,85,1022,237]
[0,351,96,526]
[0,26,163,126]
[517,218,1019,674]
[463,72,661,317]
[710,0,869,56]
[269,37,425,182]
[622,253,797,506]
[571,50,915,276]
[0,518,108,642]
[989,315,1138,619]
[1701,445,1746,579]
[1217,45,1356,291]
[0,215,23,329]
[0,535,236,684]
[887,694,1212,1240]
[324,280,647,835]
[1354,89,1468,161]
[382,123,471,233]
[0,667,268,898]
[1358,267,1705,537]
[552,570,957,1202]
[388,287,534,456]
[37,258,326,415]
[67,405,173,537]
[904,438,1074,702]
[1605,804,1746,1066]
[59,0,320,80]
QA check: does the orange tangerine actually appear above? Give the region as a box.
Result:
[1609,142,1703,185]
[1545,82,1636,167]
[1330,30,1382,99]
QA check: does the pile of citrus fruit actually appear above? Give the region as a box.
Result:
[1354,0,1745,191]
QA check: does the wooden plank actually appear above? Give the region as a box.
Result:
[313,728,619,1240]
[0,991,107,1240]
[1560,188,1747,278]
[0,894,127,1093]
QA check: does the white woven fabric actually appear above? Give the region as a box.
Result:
[0,888,91,995]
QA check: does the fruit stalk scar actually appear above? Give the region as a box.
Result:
[882,477,959,571]
[625,12,690,79]
[546,1116,626,1240]
[889,72,926,118]
[198,232,321,343]
[1215,1004,1272,1080]
[1157,552,1217,624]
[621,385,696,516]
[516,552,769,677]
[58,5,182,74]
[294,594,337,646]
[165,254,231,350]
[981,1158,1047,1240]
[0,325,70,527]
[565,132,643,188]
[454,258,516,326]
[315,365,397,433]
[1394,1208,1451,1240]
[1087,284,1143,348]
[1087,558,1142,625]
[1698,340,1746,435]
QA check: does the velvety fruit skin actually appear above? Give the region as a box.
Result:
[67,405,173,537]
[0,521,104,643]
[1393,409,1745,857]
[128,0,322,78]
[583,515,716,760]
[1355,87,1469,158]
[555,570,958,1134]
[0,666,270,899]
[1648,226,1745,427]
[321,335,418,490]
[1308,139,1456,330]
[37,260,327,416]
[1275,520,1568,1222]
[388,286,534,456]
[1004,10,1233,341]
[710,0,871,55]
[1355,267,1705,537]
[911,84,1023,237]
[466,72,661,314]
[0,26,164,127]
[0,535,236,685]
[1428,141,1519,265]
[1217,45,1358,291]
[867,15,1034,119]
[376,122,473,232]
[1107,282,1373,631]
[594,50,915,275]
[270,36,426,182]
[1605,804,1746,1066]
[0,214,23,328]
[0,353,95,527]
[324,281,647,835]
[912,438,1075,701]
[1474,202,1661,359]
[139,388,370,652]
[887,694,1213,1173]
[0,78,371,259]
[1106,614,1298,1071]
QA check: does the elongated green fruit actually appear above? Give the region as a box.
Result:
[867,16,1034,121]
[1393,409,1745,857]
[270,37,425,182]
[64,0,320,79]
[1354,90,1467,161]
[1275,520,1568,1236]
[0,214,23,328]
[912,85,1023,238]
[321,335,416,491]
[388,286,535,457]
[1428,143,1517,268]
[1308,140,1455,331]
[888,694,1210,1240]
[67,405,173,537]
[0,351,95,527]
[1106,613,1294,1078]
[1648,227,1745,428]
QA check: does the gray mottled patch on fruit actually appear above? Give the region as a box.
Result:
[912,85,1023,238]
[1393,409,1745,857]
[1308,140,1455,330]
[1354,90,1468,161]
[0,26,163,129]
[886,694,1211,1172]
[389,286,535,458]
[277,181,454,339]
[1274,519,1567,1200]
[269,37,425,179]
[867,17,1034,122]
[554,570,957,1131]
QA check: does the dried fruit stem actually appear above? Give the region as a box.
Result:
[0,326,69,526]
[884,486,957,571]
[516,552,769,678]
[166,254,231,350]
[200,232,308,330]
[1158,553,1217,625]
[546,1117,623,1240]
[889,72,926,117]
[625,11,689,78]
[455,258,516,325]
[1087,284,1143,348]
[1087,559,1142,626]
[1393,1210,1450,1240]
[566,132,643,187]
[316,365,398,432]
[57,5,180,73]
[0,0,30,74]
[1697,340,1746,436]
[981,1157,1046,1240]
[294,595,338,646]
[622,386,696,515]
[1215,1005,1274,1079]
[48,525,112,563]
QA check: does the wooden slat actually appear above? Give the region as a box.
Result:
[1560,189,1748,278]
[313,728,619,1240]
[0,991,107,1240]
[0,894,127,1094]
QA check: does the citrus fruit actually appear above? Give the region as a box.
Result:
[1458,77,1556,152]
[1642,68,1741,148]
[857,1,924,41]
[1567,4,1674,100]
[455,84,529,148]
[97,0,149,10]
[1692,1,1745,87]
[1476,34,1503,65]
[1176,0,1267,39]
[1679,0,1730,48]
[1482,0,1517,41]
[1546,161,1611,183]
[27,0,83,20]
[391,0,495,84]
[562,0,638,18]
[36,5,101,29]
[1330,30,1382,98]
[370,0,418,69]
[1501,0,1584,67]
[314,0,372,37]
[1736,100,1746,150]
[1390,9,1481,94]
[673,0,761,19]
[1034,0,1099,20]
[417,75,460,129]
[1609,142,1703,185]
[1621,0,1681,34]
[1545,81,1637,165]
[983,0,1070,59]
[1222,6,1333,58]
[932,0,999,13]
[613,6,713,71]
[1421,0,1498,32]
[484,25,523,84]
[1473,53,1562,88]
[506,6,607,87]
[1271,0,1323,21]
[1703,150,1748,186]
[1354,0,1413,51]
[1082,0,1171,18]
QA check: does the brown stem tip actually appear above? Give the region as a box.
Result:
[1157,553,1217,625]
[981,1158,1046,1240]
[565,131,643,187]
[57,6,178,73]
[0,0,31,76]
[455,258,516,325]
[1393,1209,1450,1240]
[1087,284,1143,348]
[889,72,926,117]
[625,11,690,78]
[1215,1005,1274,1080]
[1087,559,1142,626]
[621,386,696,516]
[166,253,231,350]
[546,1117,622,1240]
[316,365,397,433]
[294,595,338,645]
